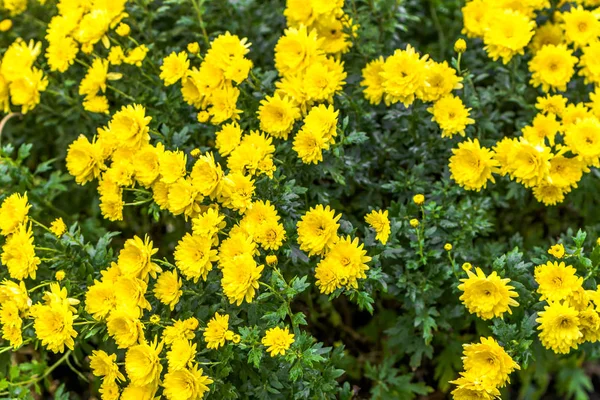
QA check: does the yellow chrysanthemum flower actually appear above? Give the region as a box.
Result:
[174,233,218,282]
[482,10,535,64]
[167,338,196,371]
[536,301,582,354]
[125,338,163,387]
[221,253,264,305]
[458,267,519,320]
[360,56,385,105]
[89,350,125,381]
[462,337,520,387]
[427,94,474,138]
[153,270,182,310]
[528,44,577,92]
[162,365,213,400]
[297,204,341,256]
[117,235,160,281]
[261,326,295,357]
[547,243,565,259]
[49,217,67,237]
[534,261,582,302]
[1,223,40,280]
[449,139,499,191]
[364,209,391,245]
[204,312,235,349]
[0,192,30,236]
[160,51,190,86]
[381,44,429,107]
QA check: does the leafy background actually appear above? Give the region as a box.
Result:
[1,0,600,399]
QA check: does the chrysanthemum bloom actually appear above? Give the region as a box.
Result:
[522,113,561,146]
[561,6,600,49]
[262,326,295,357]
[483,10,535,64]
[381,45,428,107]
[190,153,224,198]
[241,200,280,235]
[208,85,242,124]
[174,233,218,282]
[1,223,40,280]
[579,42,600,85]
[534,261,582,302]
[85,280,117,320]
[215,122,242,156]
[219,173,255,213]
[562,103,595,128]
[66,135,106,185]
[160,51,190,86]
[360,56,385,105]
[314,257,343,294]
[125,338,164,387]
[46,36,78,72]
[532,181,568,206]
[274,25,324,77]
[0,301,23,347]
[162,318,198,345]
[529,44,577,92]
[578,306,600,343]
[89,350,125,381]
[99,379,120,400]
[547,243,565,259]
[564,117,600,167]
[0,280,30,311]
[227,131,276,178]
[418,61,463,103]
[79,58,109,97]
[303,58,347,103]
[530,21,563,52]
[110,104,152,150]
[461,337,520,387]
[536,301,582,354]
[218,233,258,268]
[120,384,157,400]
[9,67,48,113]
[0,192,30,236]
[221,253,264,305]
[458,267,519,320]
[303,104,339,146]
[205,31,251,73]
[114,276,152,312]
[124,44,149,66]
[449,139,499,191]
[204,312,235,349]
[49,217,67,237]
[153,270,182,310]
[166,178,202,218]
[162,365,213,400]
[106,307,144,348]
[134,145,161,187]
[258,94,300,139]
[450,370,501,400]
[167,339,196,371]
[192,208,226,244]
[461,0,489,38]
[325,236,371,288]
[1,39,41,82]
[117,235,160,281]
[30,301,77,353]
[364,210,391,245]
[535,94,567,117]
[506,139,552,187]
[427,95,474,138]
[297,204,341,256]
[549,155,582,190]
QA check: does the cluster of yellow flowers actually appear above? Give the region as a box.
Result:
[535,244,600,354]
[361,44,473,139]
[456,0,600,205]
[162,32,252,125]
[0,39,48,113]
[450,336,520,400]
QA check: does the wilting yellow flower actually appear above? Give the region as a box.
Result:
[462,337,520,387]
[297,204,341,256]
[90,350,125,381]
[162,365,213,400]
[458,267,519,320]
[535,261,582,302]
[0,192,30,236]
[125,338,163,387]
[221,253,264,305]
[153,270,182,310]
[548,243,565,259]
[204,312,235,349]
[261,326,295,357]
[49,217,67,237]
[537,301,582,354]
[364,209,391,245]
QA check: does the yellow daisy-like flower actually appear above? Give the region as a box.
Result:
[174,233,218,282]
[381,44,429,107]
[364,209,391,245]
[578,306,600,343]
[461,0,489,38]
[117,235,160,281]
[261,326,295,357]
[418,60,463,103]
[46,36,78,73]
[521,113,561,146]
[462,336,520,387]
[257,94,300,139]
[528,44,577,92]
[535,94,567,117]
[0,192,30,236]
[153,270,182,310]
[427,94,474,138]
[125,338,164,387]
[1,223,40,280]
[297,204,341,256]
[9,67,48,114]
[360,56,385,105]
[49,217,67,237]
[534,261,582,302]
[561,6,600,49]
[532,181,568,206]
[221,253,264,305]
[89,350,125,381]
[564,117,600,167]
[450,370,501,400]
[106,307,144,349]
[458,267,519,320]
[30,301,77,353]
[162,365,213,400]
[547,243,565,259]
[110,104,152,150]
[536,301,582,354]
[203,312,235,349]
[482,9,535,64]
[160,51,190,86]
[219,173,255,214]
[0,301,23,348]
[167,338,196,371]
[530,22,564,53]
[325,236,371,289]
[449,139,499,191]
[215,122,242,157]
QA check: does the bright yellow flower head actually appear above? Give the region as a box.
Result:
[324,236,371,289]
[160,51,190,86]
[303,58,346,103]
[162,318,198,345]
[85,280,116,320]
[533,181,568,206]
[535,261,582,302]
[578,306,600,343]
[413,194,425,205]
[258,94,300,139]
[275,25,324,77]
[579,42,600,85]
[522,113,561,146]
[30,301,77,353]
[221,253,264,305]
[204,312,235,349]
[506,139,552,188]
[561,6,600,49]
[46,36,78,73]
[167,338,196,371]
[110,104,152,150]
[548,155,583,189]
[1,223,40,280]
[450,370,502,400]
[49,217,67,237]
[117,235,160,281]
[381,44,429,107]
[461,0,489,38]
[427,94,474,138]
[219,173,255,213]
[535,94,567,117]
[191,207,226,244]
[124,45,149,66]
[174,233,218,282]
[462,337,520,387]
[215,122,242,156]
[548,243,565,259]
[116,22,130,37]
[483,10,535,64]
[315,257,343,294]
[125,338,164,387]
[153,270,182,310]
[419,61,463,103]
[530,22,564,53]
[0,301,23,348]
[458,267,519,320]
[0,279,30,311]
[89,350,125,381]
[9,67,48,113]
[409,218,419,228]
[162,365,213,400]
[454,38,467,53]
[1,39,41,82]
[227,131,276,178]
[297,204,341,256]
[106,307,144,348]
[0,192,30,236]
[564,117,600,167]
[261,326,295,357]
[536,301,582,354]
[364,209,391,245]
[449,139,499,191]
[360,56,385,105]
[529,44,577,92]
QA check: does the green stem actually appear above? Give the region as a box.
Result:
[29,282,53,292]
[9,350,71,387]
[190,0,210,46]
[30,218,52,233]
[107,85,136,101]
[124,199,152,206]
